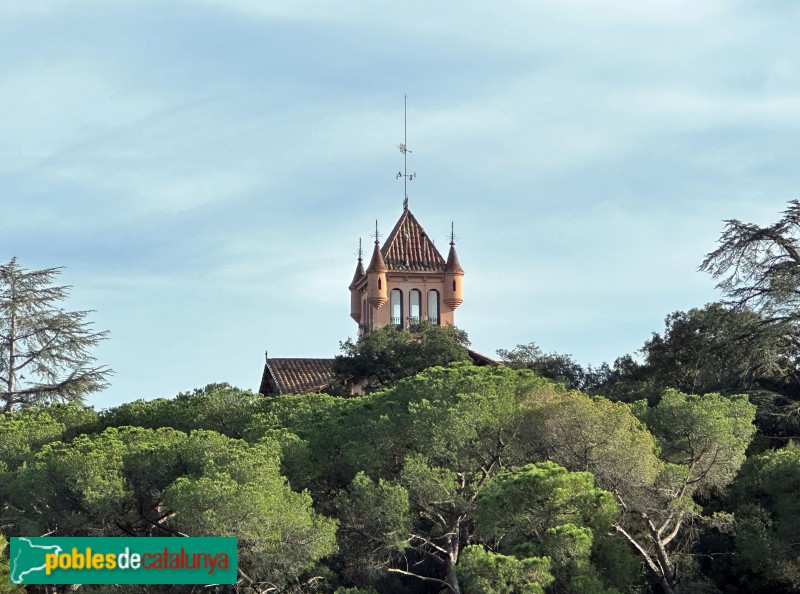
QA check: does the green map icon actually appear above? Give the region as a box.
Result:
[9,537,63,584]
[9,536,237,585]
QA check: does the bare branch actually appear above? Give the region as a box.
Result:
[387,567,454,591]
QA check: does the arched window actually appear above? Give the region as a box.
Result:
[409,289,421,324]
[378,278,382,290]
[427,290,440,325]
[391,289,403,328]
[453,279,457,291]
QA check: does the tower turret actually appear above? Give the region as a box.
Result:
[349,241,365,322]
[444,232,464,310]
[366,233,388,309]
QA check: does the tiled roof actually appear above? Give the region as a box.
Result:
[366,240,388,273]
[349,258,365,288]
[467,349,500,367]
[259,358,335,396]
[258,352,498,396]
[381,209,446,272]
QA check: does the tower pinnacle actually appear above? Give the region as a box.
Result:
[396,94,415,211]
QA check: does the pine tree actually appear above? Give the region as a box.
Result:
[0,258,111,412]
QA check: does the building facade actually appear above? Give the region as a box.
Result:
[260,205,482,397]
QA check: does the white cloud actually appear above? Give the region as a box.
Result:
[0,65,160,173]
[0,1,67,17]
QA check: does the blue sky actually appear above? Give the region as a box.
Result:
[2,1,799,408]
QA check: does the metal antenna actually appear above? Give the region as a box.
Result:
[356,237,363,260]
[373,220,381,244]
[450,222,456,245]
[396,94,416,210]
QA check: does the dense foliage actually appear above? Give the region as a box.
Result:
[332,321,471,392]
[0,366,763,593]
[8,201,800,592]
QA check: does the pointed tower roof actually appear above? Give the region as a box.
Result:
[445,242,464,275]
[349,238,366,288]
[381,209,446,272]
[349,258,365,289]
[366,240,388,273]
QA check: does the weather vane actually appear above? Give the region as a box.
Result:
[396,94,416,210]
[373,220,381,244]
[355,237,363,260]
[450,222,457,245]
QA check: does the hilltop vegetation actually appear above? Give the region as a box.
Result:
[0,368,769,593]
[5,202,800,592]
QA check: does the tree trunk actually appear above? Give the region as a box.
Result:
[648,568,676,594]
[3,280,16,413]
[4,297,15,413]
[614,522,676,594]
[444,556,461,593]
[443,518,462,594]
[645,518,677,593]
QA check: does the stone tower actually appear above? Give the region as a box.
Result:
[349,207,464,333]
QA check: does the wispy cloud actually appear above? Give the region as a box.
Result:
[2,0,799,406]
